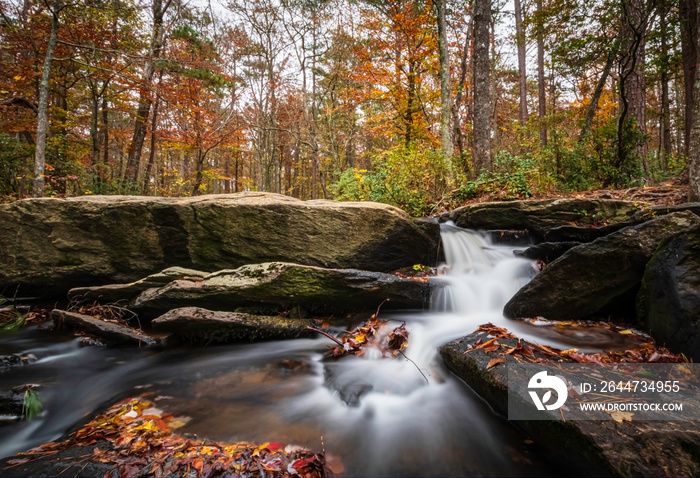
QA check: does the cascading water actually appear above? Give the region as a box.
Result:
[0,224,572,476]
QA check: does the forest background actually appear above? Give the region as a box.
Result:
[1,0,698,216]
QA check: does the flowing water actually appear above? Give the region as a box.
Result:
[0,224,587,476]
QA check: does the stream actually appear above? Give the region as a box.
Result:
[0,225,593,476]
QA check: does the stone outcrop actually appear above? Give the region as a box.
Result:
[637,225,700,361]
[503,211,700,321]
[151,307,314,345]
[440,331,700,477]
[0,193,440,298]
[440,199,639,239]
[52,310,156,346]
[131,262,430,318]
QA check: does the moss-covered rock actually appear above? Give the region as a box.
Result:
[440,331,700,477]
[637,225,700,361]
[151,307,314,345]
[132,262,430,318]
[440,199,639,240]
[503,211,700,321]
[0,193,440,298]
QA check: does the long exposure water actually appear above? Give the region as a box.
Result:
[0,224,582,476]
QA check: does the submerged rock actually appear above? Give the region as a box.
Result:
[440,199,638,239]
[503,211,700,321]
[440,331,700,477]
[52,310,156,346]
[151,307,314,345]
[132,262,430,318]
[638,225,700,361]
[0,193,440,298]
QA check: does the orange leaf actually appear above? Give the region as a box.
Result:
[486,357,505,369]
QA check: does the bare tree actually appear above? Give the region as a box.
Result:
[536,0,546,147]
[33,0,62,197]
[514,0,528,128]
[472,0,491,174]
[437,0,452,160]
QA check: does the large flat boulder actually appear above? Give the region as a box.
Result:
[0,193,440,298]
[503,211,700,321]
[440,199,638,239]
[440,330,700,477]
[151,307,314,345]
[132,262,430,318]
[637,226,700,361]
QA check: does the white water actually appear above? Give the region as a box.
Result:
[0,224,570,476]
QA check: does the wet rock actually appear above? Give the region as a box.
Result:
[440,331,700,477]
[0,193,440,298]
[51,310,156,346]
[151,307,314,345]
[513,242,580,263]
[0,354,36,369]
[542,222,632,243]
[629,202,700,222]
[440,199,638,240]
[132,262,430,318]
[483,230,532,246]
[638,225,700,361]
[67,267,208,303]
[503,211,700,321]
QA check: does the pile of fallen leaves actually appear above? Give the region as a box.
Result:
[467,322,687,367]
[14,398,332,478]
[308,319,409,358]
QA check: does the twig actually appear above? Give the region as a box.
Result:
[305,326,344,347]
[398,350,429,385]
[372,299,389,319]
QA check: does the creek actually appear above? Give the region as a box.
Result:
[0,225,601,476]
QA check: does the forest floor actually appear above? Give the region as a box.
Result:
[455,176,690,209]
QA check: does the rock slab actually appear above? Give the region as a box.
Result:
[151,307,313,345]
[637,225,700,361]
[0,193,440,297]
[441,199,639,239]
[52,310,156,346]
[132,262,430,318]
[440,331,700,477]
[503,211,700,321]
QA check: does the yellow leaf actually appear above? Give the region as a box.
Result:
[354,334,366,344]
[607,410,634,423]
[619,329,633,335]
[13,75,21,80]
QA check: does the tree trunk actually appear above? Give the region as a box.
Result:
[33,0,60,197]
[690,0,700,200]
[660,2,672,169]
[142,85,161,194]
[452,14,472,175]
[536,0,547,147]
[437,0,452,160]
[472,0,491,174]
[618,0,649,173]
[578,47,615,142]
[514,0,528,128]
[124,0,169,183]
[681,0,698,155]
[405,59,416,147]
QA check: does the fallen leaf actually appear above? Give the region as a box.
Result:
[486,357,506,369]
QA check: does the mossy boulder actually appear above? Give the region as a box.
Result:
[0,193,440,298]
[68,267,208,303]
[637,226,700,361]
[151,307,314,345]
[440,199,639,240]
[131,262,430,318]
[503,211,700,321]
[440,331,700,477]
